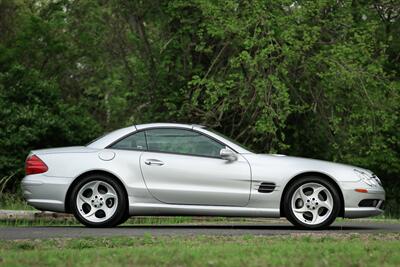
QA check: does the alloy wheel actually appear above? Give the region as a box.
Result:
[76,180,118,223]
[291,182,334,225]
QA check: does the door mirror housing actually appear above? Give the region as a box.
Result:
[220,148,237,161]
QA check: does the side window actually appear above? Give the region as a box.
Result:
[145,128,224,157]
[111,131,147,150]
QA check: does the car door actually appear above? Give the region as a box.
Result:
[139,128,251,206]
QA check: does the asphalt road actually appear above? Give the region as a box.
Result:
[1,221,399,240]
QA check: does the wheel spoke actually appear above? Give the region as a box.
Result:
[293,205,308,213]
[312,186,325,199]
[310,209,319,224]
[102,206,114,218]
[92,181,101,195]
[318,200,332,211]
[78,194,91,204]
[102,192,117,201]
[84,207,98,218]
[298,185,308,202]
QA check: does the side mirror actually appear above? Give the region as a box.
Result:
[220,148,237,161]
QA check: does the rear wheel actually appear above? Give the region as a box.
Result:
[70,174,127,227]
[284,176,341,229]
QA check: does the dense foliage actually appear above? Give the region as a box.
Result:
[0,0,399,195]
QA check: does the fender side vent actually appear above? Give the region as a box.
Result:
[258,182,276,193]
[358,199,380,208]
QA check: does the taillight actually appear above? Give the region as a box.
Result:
[25,154,48,175]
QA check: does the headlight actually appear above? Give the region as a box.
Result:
[354,169,380,186]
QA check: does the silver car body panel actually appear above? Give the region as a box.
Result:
[139,152,251,206]
[21,123,385,218]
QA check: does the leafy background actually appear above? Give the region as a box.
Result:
[0,0,399,214]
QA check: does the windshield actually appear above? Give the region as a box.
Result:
[205,128,255,153]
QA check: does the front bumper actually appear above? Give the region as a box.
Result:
[21,174,73,212]
[340,180,385,218]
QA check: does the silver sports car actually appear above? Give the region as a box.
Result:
[22,123,385,229]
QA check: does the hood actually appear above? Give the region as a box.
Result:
[266,154,362,170]
[243,153,367,182]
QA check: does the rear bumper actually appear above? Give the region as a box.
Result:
[21,174,72,212]
[340,180,385,218]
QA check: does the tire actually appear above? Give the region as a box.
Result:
[283,176,341,229]
[118,211,131,225]
[70,174,128,227]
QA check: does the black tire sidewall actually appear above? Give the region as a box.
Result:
[284,176,341,229]
[70,174,127,227]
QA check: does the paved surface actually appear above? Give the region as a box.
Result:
[1,221,399,240]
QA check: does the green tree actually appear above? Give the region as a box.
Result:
[0,0,398,195]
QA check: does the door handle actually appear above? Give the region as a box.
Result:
[144,159,164,166]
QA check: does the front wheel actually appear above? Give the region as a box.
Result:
[70,174,128,227]
[284,177,341,229]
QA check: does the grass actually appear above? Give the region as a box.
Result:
[0,193,35,211]
[0,174,33,211]
[0,218,79,227]
[0,234,400,266]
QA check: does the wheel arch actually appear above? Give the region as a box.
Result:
[64,170,129,213]
[279,171,345,218]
